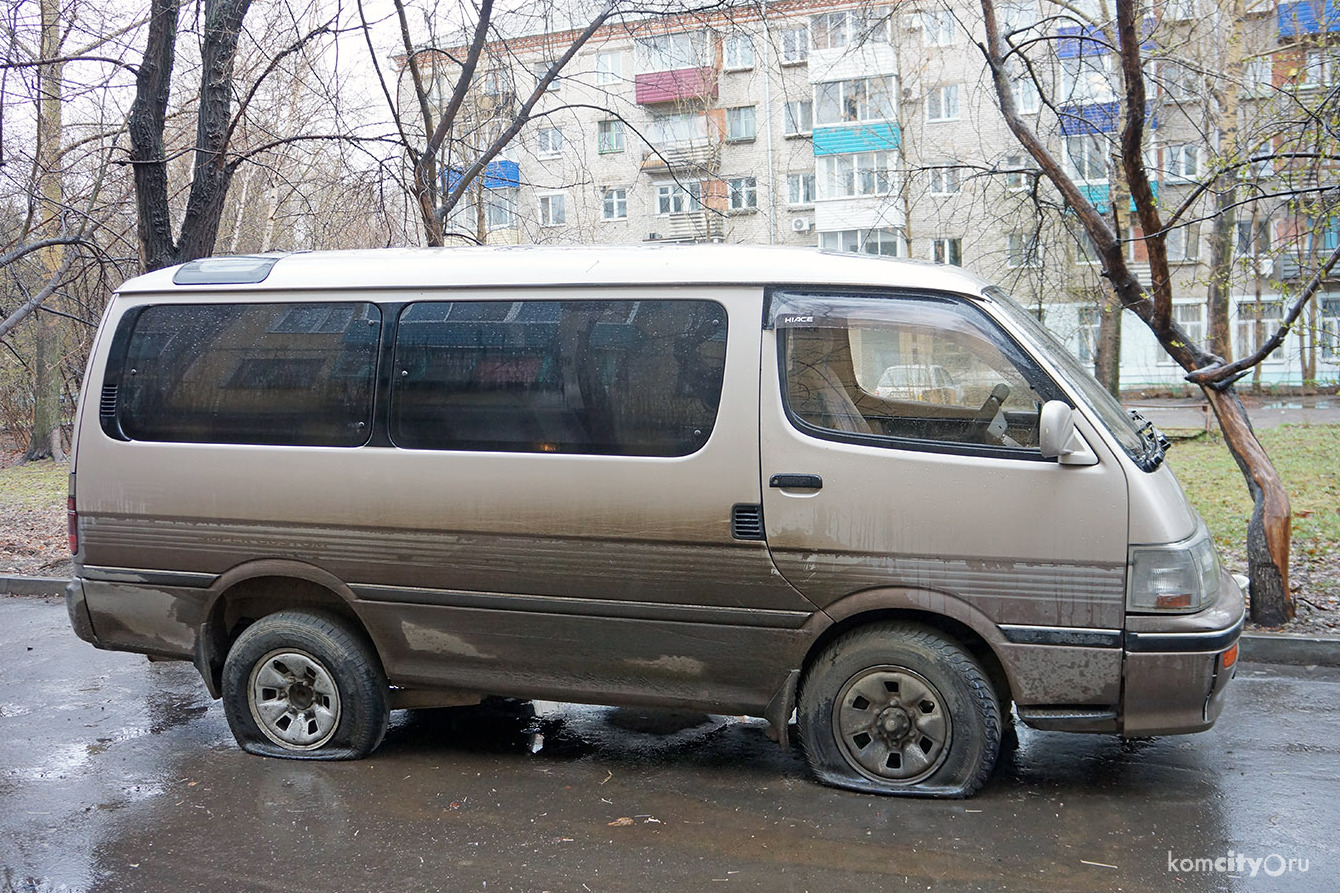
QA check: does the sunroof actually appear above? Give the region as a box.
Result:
[172,256,280,285]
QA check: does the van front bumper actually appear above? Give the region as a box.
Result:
[1119,571,1245,736]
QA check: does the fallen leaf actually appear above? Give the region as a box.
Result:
[607,817,634,827]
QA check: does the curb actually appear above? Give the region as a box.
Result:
[0,576,68,598]
[4,575,1338,667]
[1240,632,1340,668]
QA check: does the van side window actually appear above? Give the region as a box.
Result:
[115,302,380,446]
[390,300,727,456]
[777,294,1063,453]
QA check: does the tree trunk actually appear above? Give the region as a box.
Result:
[1205,184,1236,361]
[1203,387,1293,625]
[24,0,64,463]
[128,0,181,271]
[22,312,61,463]
[1095,293,1122,398]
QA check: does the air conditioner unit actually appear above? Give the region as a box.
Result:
[792,217,814,233]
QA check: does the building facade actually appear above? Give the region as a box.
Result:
[418,0,1340,388]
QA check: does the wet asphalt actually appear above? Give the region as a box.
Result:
[2,595,1337,893]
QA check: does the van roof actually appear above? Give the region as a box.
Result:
[116,245,994,296]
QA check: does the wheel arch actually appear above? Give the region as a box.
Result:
[196,560,379,698]
[802,588,1017,709]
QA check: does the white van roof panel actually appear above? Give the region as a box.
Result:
[117,245,993,296]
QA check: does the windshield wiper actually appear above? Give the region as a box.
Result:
[1127,409,1169,470]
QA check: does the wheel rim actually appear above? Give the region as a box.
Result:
[248,649,341,750]
[832,665,951,784]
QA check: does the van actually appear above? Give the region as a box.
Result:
[65,246,1243,797]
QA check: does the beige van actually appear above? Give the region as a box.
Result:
[65,246,1243,797]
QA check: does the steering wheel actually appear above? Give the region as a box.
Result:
[969,383,1011,443]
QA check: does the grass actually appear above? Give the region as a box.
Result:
[0,459,68,511]
[1168,424,1340,556]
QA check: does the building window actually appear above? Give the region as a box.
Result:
[539,192,567,226]
[1242,57,1272,96]
[656,181,702,214]
[635,32,704,73]
[486,189,518,230]
[922,9,956,46]
[811,11,851,50]
[726,105,757,141]
[1012,76,1041,114]
[724,33,754,69]
[788,172,816,205]
[818,152,897,198]
[929,164,962,196]
[779,25,809,64]
[815,76,896,125]
[1320,297,1340,362]
[598,119,625,153]
[649,112,707,147]
[532,61,560,91]
[932,237,963,266]
[595,51,624,85]
[1158,303,1205,364]
[1064,135,1109,182]
[1004,154,1031,190]
[1160,61,1199,103]
[1061,51,1116,103]
[784,99,813,136]
[1301,48,1340,88]
[819,227,905,256]
[1075,229,1101,264]
[1236,300,1283,357]
[926,84,960,122]
[1164,143,1200,180]
[999,1,1038,33]
[1075,305,1100,364]
[537,126,564,158]
[602,187,627,220]
[1236,219,1271,257]
[1007,231,1041,267]
[728,177,758,211]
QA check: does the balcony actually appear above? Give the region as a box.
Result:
[639,139,721,176]
[645,211,723,243]
[635,67,718,105]
[1279,0,1340,37]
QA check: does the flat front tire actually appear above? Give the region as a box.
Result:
[798,622,1002,798]
[222,610,389,760]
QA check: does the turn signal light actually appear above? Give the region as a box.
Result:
[1221,643,1239,671]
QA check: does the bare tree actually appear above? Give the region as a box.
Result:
[978,0,1340,624]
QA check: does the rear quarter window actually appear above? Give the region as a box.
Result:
[111,302,380,447]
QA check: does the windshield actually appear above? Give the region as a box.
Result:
[983,287,1165,470]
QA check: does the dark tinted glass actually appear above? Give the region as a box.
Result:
[391,300,727,456]
[117,302,380,446]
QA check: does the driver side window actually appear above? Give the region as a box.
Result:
[779,294,1061,452]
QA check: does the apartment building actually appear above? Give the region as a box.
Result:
[420,0,1340,387]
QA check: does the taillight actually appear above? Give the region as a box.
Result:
[67,496,78,554]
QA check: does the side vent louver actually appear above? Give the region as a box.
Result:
[98,384,128,440]
[99,384,118,420]
[731,504,765,540]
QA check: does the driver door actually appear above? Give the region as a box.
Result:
[759,290,1129,635]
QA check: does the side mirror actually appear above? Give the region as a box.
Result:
[1039,400,1098,465]
[1038,400,1075,458]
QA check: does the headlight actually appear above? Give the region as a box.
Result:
[1127,523,1222,613]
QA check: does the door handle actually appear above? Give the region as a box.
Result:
[770,473,823,490]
